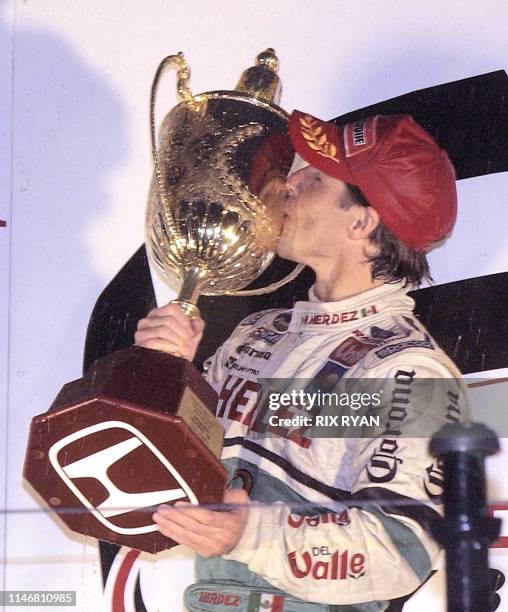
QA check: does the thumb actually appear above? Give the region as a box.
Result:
[223,488,249,508]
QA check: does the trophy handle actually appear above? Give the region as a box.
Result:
[225,262,305,296]
[149,53,196,243]
[171,261,306,316]
[149,54,205,320]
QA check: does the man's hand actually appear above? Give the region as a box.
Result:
[134,303,205,361]
[152,488,249,557]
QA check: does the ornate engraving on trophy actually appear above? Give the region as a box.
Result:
[146,49,297,311]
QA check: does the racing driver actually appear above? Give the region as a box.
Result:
[135,111,470,610]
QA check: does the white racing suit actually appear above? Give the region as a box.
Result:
[191,281,470,610]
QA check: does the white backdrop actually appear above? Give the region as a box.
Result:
[1,0,507,610]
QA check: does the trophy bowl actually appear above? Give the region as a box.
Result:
[146,49,295,309]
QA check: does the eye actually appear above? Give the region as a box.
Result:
[313,174,322,182]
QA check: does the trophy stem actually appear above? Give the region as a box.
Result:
[173,266,205,318]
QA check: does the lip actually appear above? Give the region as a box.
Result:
[283,197,294,218]
[279,212,293,239]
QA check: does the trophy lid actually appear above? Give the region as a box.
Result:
[235,48,282,105]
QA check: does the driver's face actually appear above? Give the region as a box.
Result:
[277,161,354,267]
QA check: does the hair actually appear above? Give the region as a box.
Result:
[345,184,432,286]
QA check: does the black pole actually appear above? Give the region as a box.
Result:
[430,423,501,612]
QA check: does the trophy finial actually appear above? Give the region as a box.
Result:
[256,48,279,73]
[235,48,282,104]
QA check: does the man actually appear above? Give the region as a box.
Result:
[135,111,469,610]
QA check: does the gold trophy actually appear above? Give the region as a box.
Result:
[146,48,300,312]
[24,50,299,554]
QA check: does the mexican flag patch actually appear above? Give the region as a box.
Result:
[248,592,285,611]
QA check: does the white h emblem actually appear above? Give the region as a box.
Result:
[49,420,198,535]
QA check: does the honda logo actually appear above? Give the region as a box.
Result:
[48,421,198,535]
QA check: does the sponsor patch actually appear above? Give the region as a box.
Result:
[247,327,283,345]
[367,369,415,483]
[369,325,396,340]
[224,356,259,376]
[329,336,380,368]
[197,591,241,607]
[366,438,403,483]
[288,510,350,529]
[446,390,462,423]
[216,375,260,427]
[240,311,269,326]
[300,305,377,327]
[314,361,348,391]
[343,116,379,157]
[248,592,285,611]
[374,335,434,359]
[288,548,366,580]
[424,460,444,502]
[236,344,271,360]
[272,311,292,332]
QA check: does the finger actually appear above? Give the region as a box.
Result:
[156,303,196,328]
[152,514,216,554]
[170,496,247,527]
[136,312,192,335]
[153,507,240,557]
[133,329,186,354]
[155,504,221,531]
[175,505,226,527]
[134,322,193,346]
[134,337,183,357]
[140,304,193,329]
[153,507,221,537]
[190,317,205,335]
[171,491,247,513]
[223,488,250,508]
[154,304,205,338]
[138,341,182,357]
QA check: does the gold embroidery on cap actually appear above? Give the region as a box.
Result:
[299,115,340,164]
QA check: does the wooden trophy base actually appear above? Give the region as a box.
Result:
[24,346,227,554]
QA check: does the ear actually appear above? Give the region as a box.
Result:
[348,206,380,240]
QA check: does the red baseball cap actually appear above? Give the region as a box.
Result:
[289,110,457,252]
